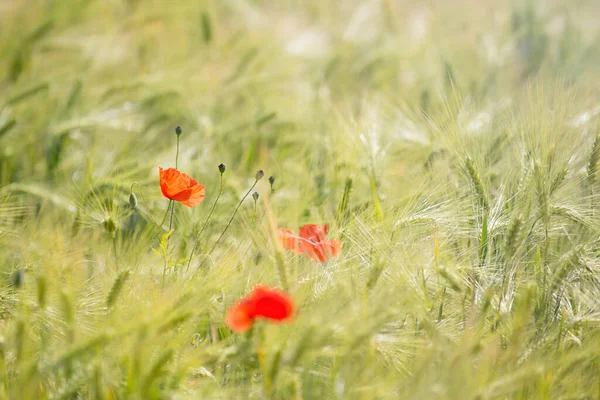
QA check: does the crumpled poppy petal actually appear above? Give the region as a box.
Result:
[303,240,342,262]
[159,167,205,207]
[179,184,205,207]
[279,228,299,251]
[281,224,342,262]
[299,224,328,242]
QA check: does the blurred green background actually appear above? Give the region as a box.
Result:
[1,0,600,399]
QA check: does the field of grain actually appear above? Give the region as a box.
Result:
[1,1,600,399]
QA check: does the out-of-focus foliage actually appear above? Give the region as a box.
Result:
[1,0,600,398]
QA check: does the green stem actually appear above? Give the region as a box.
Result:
[193,178,258,276]
[251,200,257,225]
[175,135,180,169]
[168,200,175,232]
[168,134,180,233]
[162,134,180,289]
[113,235,119,272]
[127,182,160,229]
[158,201,171,230]
[162,255,167,291]
[186,173,224,273]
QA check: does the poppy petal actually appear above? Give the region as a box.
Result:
[179,185,206,207]
[226,286,295,333]
[251,286,295,321]
[226,298,257,333]
[302,240,342,263]
[279,228,299,251]
[299,224,329,242]
[160,167,191,198]
[159,167,205,207]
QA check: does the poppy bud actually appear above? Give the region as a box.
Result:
[218,163,226,174]
[252,192,259,201]
[255,170,264,180]
[269,176,275,192]
[175,126,182,136]
[129,192,138,208]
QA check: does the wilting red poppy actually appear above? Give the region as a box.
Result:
[279,224,342,262]
[279,228,301,253]
[226,285,295,333]
[159,167,205,207]
[298,224,329,242]
[298,224,341,262]
[301,239,342,262]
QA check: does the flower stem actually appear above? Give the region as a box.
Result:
[159,200,172,229]
[193,178,258,276]
[186,173,224,273]
[252,200,257,225]
[168,134,180,233]
[168,200,175,232]
[175,135,180,169]
[163,133,180,289]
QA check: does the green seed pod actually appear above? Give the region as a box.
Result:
[129,192,138,209]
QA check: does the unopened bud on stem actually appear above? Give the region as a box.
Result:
[129,193,138,208]
[269,176,275,191]
[129,182,138,208]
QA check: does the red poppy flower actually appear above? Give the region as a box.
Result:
[279,224,342,262]
[226,285,295,333]
[301,239,342,262]
[279,228,301,253]
[159,167,205,207]
[297,224,341,262]
[298,224,329,242]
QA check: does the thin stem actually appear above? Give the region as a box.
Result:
[168,134,180,233]
[159,200,172,229]
[112,235,119,272]
[162,255,168,291]
[168,200,175,232]
[193,178,258,276]
[186,173,224,273]
[127,182,170,257]
[175,135,180,169]
[162,133,180,289]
